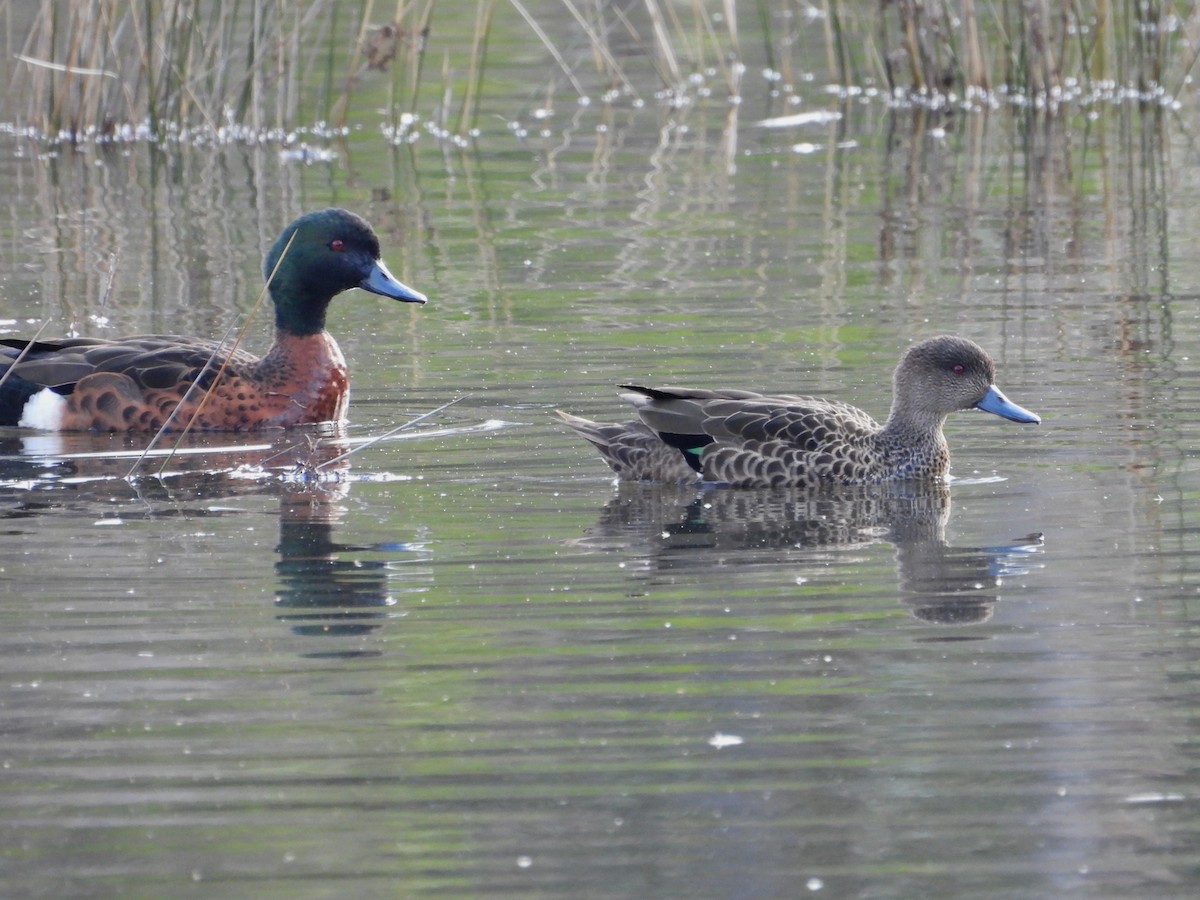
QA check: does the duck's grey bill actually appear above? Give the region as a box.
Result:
[976,385,1040,424]
[361,259,427,304]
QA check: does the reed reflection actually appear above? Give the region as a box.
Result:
[576,481,1042,625]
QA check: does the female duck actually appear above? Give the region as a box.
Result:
[0,208,426,432]
[558,335,1040,487]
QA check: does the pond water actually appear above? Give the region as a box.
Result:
[3,7,1200,899]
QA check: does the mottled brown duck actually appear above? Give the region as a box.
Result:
[558,335,1040,488]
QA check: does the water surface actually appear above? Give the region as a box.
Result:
[2,12,1200,899]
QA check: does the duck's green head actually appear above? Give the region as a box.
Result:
[263,208,427,335]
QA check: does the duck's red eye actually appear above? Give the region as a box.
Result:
[951,363,965,376]
[329,239,345,251]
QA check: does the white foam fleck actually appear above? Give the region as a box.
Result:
[708,732,744,749]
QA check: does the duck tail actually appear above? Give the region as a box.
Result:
[555,409,699,482]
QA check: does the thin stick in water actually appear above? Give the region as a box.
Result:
[316,395,469,471]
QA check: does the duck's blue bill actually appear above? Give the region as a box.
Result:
[361,259,427,304]
[976,385,1040,424]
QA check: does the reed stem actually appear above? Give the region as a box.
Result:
[4,0,1198,143]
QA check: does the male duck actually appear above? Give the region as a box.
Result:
[0,208,426,432]
[558,335,1040,487]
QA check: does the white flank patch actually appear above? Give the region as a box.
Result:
[18,388,68,430]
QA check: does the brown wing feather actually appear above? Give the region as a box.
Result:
[698,397,880,444]
[616,387,888,487]
[2,335,261,391]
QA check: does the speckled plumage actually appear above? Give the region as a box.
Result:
[558,335,1040,488]
[0,209,426,432]
[554,411,698,482]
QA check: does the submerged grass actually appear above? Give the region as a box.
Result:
[1,0,1197,146]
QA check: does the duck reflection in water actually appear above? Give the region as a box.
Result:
[0,429,427,648]
[575,481,1042,625]
[274,491,428,647]
[261,444,431,648]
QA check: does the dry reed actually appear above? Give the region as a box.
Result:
[3,0,1198,145]
[818,0,1198,110]
[5,0,437,142]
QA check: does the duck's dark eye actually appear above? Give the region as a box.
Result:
[951,363,965,376]
[329,239,345,251]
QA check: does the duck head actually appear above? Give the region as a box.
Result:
[263,208,427,336]
[894,335,1041,426]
